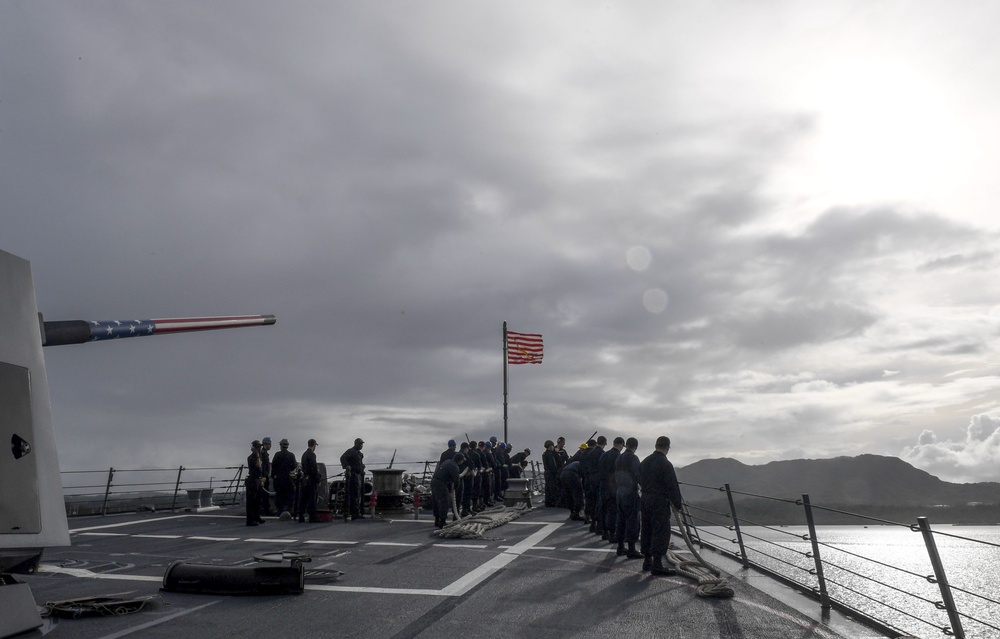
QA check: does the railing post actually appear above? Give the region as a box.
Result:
[916,516,965,639]
[801,494,831,609]
[171,466,185,512]
[678,502,701,544]
[724,483,749,568]
[231,465,244,505]
[101,467,115,516]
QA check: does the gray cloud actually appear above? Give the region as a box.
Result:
[4,2,1000,482]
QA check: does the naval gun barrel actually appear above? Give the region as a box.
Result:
[40,314,276,347]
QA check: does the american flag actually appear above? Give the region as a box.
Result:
[507,330,543,364]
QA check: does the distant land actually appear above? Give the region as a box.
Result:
[675,454,1000,525]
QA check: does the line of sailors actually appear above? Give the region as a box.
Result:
[245,437,368,525]
[542,434,683,576]
[431,437,531,529]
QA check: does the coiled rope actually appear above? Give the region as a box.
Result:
[669,504,735,598]
[432,503,532,539]
[40,593,161,618]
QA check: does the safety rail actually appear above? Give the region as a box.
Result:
[679,480,1000,639]
[61,466,245,516]
[61,458,545,517]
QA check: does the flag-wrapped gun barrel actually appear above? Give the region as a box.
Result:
[40,314,276,347]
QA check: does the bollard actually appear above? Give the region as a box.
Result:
[186,489,202,510]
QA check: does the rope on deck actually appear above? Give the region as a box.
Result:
[432,503,532,539]
[671,504,736,598]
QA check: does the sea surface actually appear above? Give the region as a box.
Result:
[696,524,1000,639]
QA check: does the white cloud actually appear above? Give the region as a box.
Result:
[901,414,1000,483]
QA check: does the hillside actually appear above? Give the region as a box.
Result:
[676,454,1000,507]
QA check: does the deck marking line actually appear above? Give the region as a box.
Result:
[131,534,183,539]
[303,540,358,545]
[567,547,617,553]
[498,545,555,551]
[94,599,222,639]
[432,543,488,549]
[39,564,162,582]
[306,585,447,595]
[188,536,239,541]
[70,514,194,533]
[367,542,419,547]
[78,532,128,537]
[244,538,299,543]
[440,522,562,597]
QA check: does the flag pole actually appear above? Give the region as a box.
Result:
[502,321,509,444]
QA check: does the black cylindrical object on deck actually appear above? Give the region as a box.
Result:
[161,559,304,595]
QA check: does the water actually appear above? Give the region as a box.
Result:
[694,524,1000,639]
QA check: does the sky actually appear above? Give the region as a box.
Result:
[3,1,1000,484]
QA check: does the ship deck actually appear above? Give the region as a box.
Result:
[19,499,888,639]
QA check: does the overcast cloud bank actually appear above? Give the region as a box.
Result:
[3,2,1000,483]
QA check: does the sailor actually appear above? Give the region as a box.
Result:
[599,437,623,542]
[496,442,510,501]
[480,441,496,507]
[554,436,569,469]
[259,437,273,516]
[639,436,683,575]
[583,437,604,532]
[298,439,321,523]
[246,440,265,526]
[508,447,530,479]
[467,440,484,512]
[271,438,297,516]
[505,442,515,481]
[554,436,569,507]
[439,439,458,463]
[541,440,559,506]
[455,451,469,510]
[558,460,585,521]
[459,441,475,516]
[430,452,464,529]
[340,438,366,520]
[615,437,642,559]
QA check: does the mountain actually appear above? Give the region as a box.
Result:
[676,454,1000,507]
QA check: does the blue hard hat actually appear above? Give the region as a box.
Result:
[448,439,456,446]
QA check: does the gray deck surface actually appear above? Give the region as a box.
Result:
[18,499,889,639]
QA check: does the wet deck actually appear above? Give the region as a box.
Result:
[19,499,888,639]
